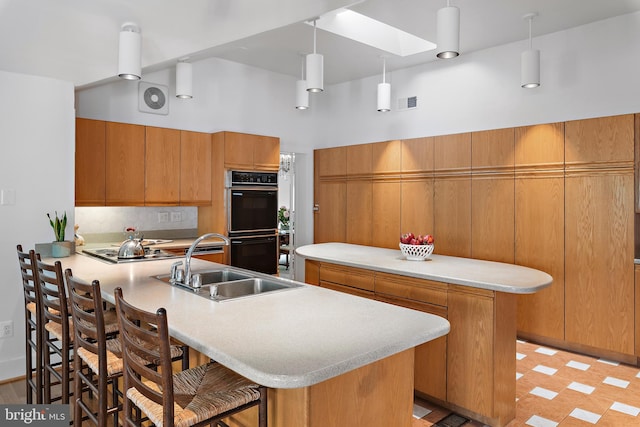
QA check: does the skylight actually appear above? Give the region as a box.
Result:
[309,9,436,57]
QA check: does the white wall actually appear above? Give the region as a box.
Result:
[0,70,75,380]
[316,12,640,147]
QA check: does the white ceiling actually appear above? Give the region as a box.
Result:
[2,0,640,89]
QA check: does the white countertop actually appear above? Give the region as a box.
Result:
[52,254,450,389]
[295,243,552,294]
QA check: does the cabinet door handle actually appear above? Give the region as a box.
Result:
[313,204,320,212]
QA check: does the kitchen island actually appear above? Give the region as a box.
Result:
[52,253,450,427]
[296,243,553,427]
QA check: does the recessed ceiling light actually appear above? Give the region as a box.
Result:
[308,9,436,57]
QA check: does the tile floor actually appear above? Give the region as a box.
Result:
[412,339,640,426]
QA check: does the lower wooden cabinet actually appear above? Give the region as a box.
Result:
[305,260,517,426]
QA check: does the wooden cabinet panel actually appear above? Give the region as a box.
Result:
[75,118,106,206]
[447,288,495,418]
[565,115,634,166]
[434,178,471,257]
[315,147,346,177]
[434,133,471,171]
[375,273,447,307]
[180,131,212,205]
[314,181,346,243]
[346,144,372,176]
[565,172,634,355]
[400,180,434,236]
[376,294,447,402]
[372,140,401,174]
[372,181,400,249]
[515,123,565,167]
[145,126,180,206]
[471,177,514,263]
[105,122,145,206]
[319,263,374,291]
[472,128,514,170]
[223,132,254,170]
[253,135,280,170]
[305,260,320,286]
[346,181,372,246]
[401,137,434,173]
[515,177,565,340]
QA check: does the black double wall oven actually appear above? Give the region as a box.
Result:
[227,171,279,274]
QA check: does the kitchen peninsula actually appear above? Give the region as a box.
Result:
[51,253,450,427]
[296,243,553,427]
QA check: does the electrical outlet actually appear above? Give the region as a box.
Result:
[158,212,169,223]
[0,321,13,338]
[170,212,182,222]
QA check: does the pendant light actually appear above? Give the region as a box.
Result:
[377,57,391,112]
[306,19,324,93]
[436,0,459,59]
[295,56,309,109]
[521,13,540,88]
[118,23,141,80]
[176,59,193,99]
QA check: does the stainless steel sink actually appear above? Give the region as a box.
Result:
[154,268,301,301]
[208,277,299,300]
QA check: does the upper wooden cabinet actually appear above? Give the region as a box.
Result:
[565,114,634,166]
[346,144,372,176]
[515,122,565,168]
[471,128,514,171]
[434,133,471,172]
[372,140,401,174]
[223,131,280,171]
[401,137,434,173]
[316,147,346,178]
[106,122,145,206]
[75,118,106,206]
[180,131,212,205]
[145,126,181,206]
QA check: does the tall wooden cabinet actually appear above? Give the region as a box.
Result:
[400,137,435,236]
[75,118,106,206]
[564,114,634,356]
[314,147,347,244]
[515,123,565,341]
[471,128,514,263]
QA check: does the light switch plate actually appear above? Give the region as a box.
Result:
[170,212,181,222]
[0,189,15,205]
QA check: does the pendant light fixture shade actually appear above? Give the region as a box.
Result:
[176,61,193,99]
[118,23,141,80]
[436,1,459,59]
[295,57,309,109]
[377,58,391,112]
[306,20,324,92]
[521,13,540,88]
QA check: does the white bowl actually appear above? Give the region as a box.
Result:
[399,243,434,261]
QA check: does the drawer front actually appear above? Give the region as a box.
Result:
[321,281,374,299]
[375,273,448,307]
[320,264,375,291]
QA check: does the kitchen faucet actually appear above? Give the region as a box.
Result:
[170,232,230,288]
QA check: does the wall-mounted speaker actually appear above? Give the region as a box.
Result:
[139,82,169,115]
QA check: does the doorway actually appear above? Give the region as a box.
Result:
[278,153,295,278]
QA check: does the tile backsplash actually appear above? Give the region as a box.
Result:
[75,206,197,235]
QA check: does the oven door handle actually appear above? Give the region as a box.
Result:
[231,235,277,244]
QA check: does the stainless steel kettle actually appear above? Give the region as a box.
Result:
[118,235,145,259]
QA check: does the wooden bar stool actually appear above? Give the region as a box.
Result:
[16,245,43,404]
[65,271,124,427]
[36,257,73,404]
[114,287,268,427]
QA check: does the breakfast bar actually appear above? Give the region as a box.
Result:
[52,253,450,427]
[296,243,553,427]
